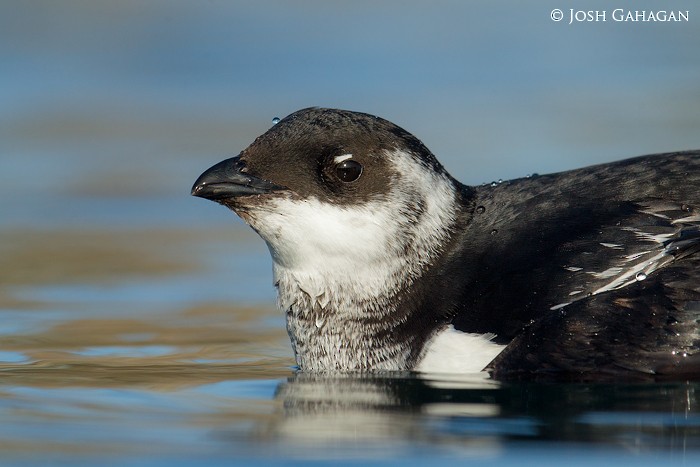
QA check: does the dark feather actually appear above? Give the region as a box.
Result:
[438,151,700,380]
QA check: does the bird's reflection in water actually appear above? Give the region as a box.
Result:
[264,372,700,454]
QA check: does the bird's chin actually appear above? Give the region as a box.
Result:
[213,189,266,205]
[216,193,278,225]
[228,204,255,224]
[216,196,256,216]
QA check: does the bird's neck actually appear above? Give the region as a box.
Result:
[267,172,473,371]
[272,199,473,372]
[274,261,418,371]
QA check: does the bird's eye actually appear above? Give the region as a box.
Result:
[335,159,363,182]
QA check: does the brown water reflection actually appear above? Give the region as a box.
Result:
[0,228,294,389]
[0,228,199,288]
[0,226,297,462]
[0,308,292,388]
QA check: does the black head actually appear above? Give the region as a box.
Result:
[191,107,462,306]
[191,107,450,206]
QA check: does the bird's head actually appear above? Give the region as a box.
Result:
[192,108,460,296]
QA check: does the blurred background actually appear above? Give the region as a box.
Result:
[2,0,699,311]
[1,0,699,463]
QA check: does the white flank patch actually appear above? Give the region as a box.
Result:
[554,223,686,311]
[622,226,675,244]
[590,250,669,296]
[672,214,700,224]
[586,226,679,297]
[589,266,624,279]
[415,325,505,374]
[624,250,651,262]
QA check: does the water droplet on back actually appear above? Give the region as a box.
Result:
[490,229,498,235]
[635,272,647,281]
[476,206,485,214]
[272,117,280,124]
[490,181,498,187]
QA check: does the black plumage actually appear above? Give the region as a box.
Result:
[439,153,700,380]
[193,108,700,381]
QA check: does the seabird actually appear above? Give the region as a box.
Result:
[192,107,700,381]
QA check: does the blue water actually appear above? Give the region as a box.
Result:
[1,1,700,465]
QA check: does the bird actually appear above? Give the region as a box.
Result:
[192,107,700,381]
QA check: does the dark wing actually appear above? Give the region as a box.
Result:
[476,154,700,380]
[539,198,700,310]
[450,152,700,342]
[440,151,700,380]
[487,218,700,382]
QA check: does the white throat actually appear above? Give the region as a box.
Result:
[241,149,459,370]
[251,149,458,312]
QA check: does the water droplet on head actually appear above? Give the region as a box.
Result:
[490,229,498,235]
[635,272,647,281]
[476,206,485,214]
[490,181,498,187]
[497,179,503,184]
[272,117,280,124]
